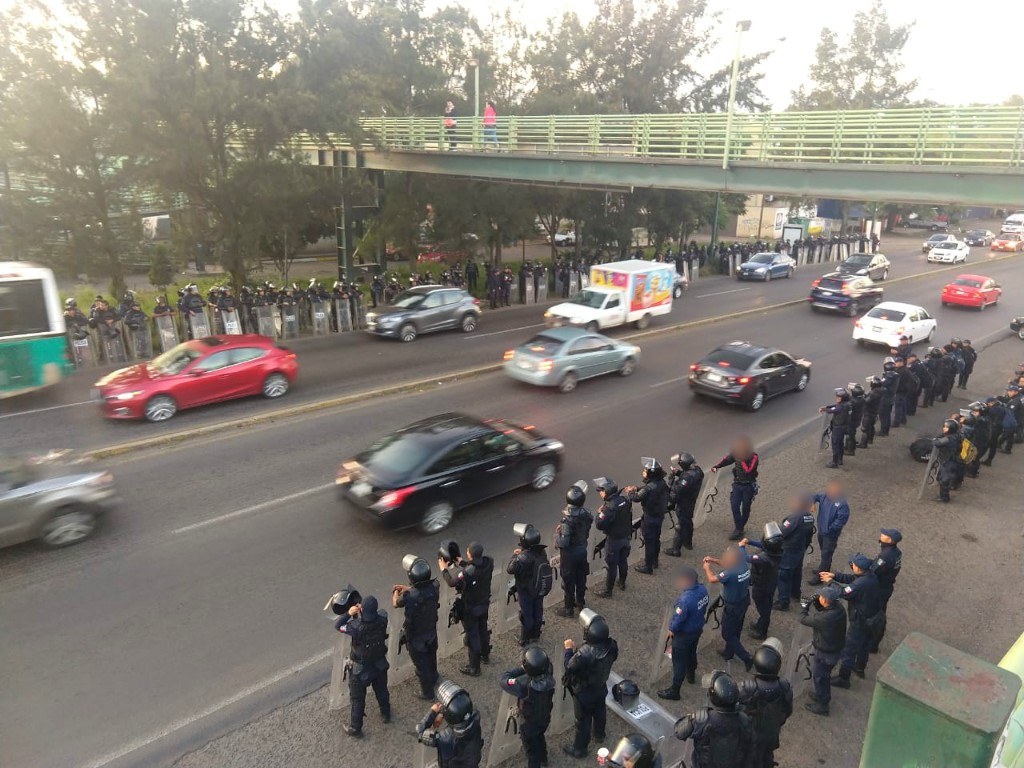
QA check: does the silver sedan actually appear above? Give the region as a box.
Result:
[503,327,641,393]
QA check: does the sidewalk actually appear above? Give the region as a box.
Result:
[172,334,1024,768]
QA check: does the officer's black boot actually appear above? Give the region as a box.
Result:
[595,573,614,598]
[804,699,829,716]
[343,724,363,738]
[657,687,681,701]
[663,547,682,557]
[634,562,653,574]
[831,669,851,689]
[563,744,587,759]
[555,597,574,618]
[616,577,627,591]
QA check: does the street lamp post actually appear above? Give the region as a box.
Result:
[711,19,751,257]
[468,58,480,149]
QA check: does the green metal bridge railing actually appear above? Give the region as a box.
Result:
[360,106,1024,168]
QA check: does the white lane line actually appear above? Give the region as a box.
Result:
[81,649,332,768]
[171,484,333,534]
[466,323,544,339]
[650,375,689,389]
[695,288,751,298]
[0,400,92,420]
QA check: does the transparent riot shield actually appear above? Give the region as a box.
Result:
[155,315,179,352]
[524,280,535,305]
[210,308,225,335]
[221,310,242,335]
[413,740,440,768]
[549,654,575,738]
[68,331,96,368]
[697,583,724,651]
[281,306,298,339]
[188,310,211,339]
[646,606,675,690]
[569,272,580,295]
[256,306,276,338]
[386,618,417,686]
[352,295,367,329]
[536,277,548,303]
[297,298,311,333]
[917,446,940,500]
[580,273,591,289]
[102,327,127,365]
[335,298,353,332]
[782,624,814,698]
[487,690,524,767]
[437,581,465,660]
[693,469,722,531]
[606,671,690,768]
[328,632,353,711]
[815,412,832,460]
[128,322,153,360]
[311,303,330,335]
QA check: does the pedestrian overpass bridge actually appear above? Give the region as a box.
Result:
[305,106,1024,206]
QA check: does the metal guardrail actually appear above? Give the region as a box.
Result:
[358,107,1024,168]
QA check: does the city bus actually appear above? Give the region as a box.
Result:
[0,262,71,398]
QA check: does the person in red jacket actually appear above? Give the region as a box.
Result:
[483,99,498,149]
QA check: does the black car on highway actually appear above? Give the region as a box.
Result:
[336,413,564,533]
[688,341,811,412]
[808,273,884,316]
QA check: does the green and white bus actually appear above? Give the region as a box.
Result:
[0,262,71,398]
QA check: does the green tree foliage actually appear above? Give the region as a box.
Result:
[147,244,177,291]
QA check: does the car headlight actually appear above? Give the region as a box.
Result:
[546,440,565,452]
[857,269,867,275]
[379,315,399,325]
[570,317,585,324]
[113,391,143,401]
[365,313,376,322]
[756,267,767,272]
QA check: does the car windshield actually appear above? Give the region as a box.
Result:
[149,342,206,375]
[357,432,436,481]
[390,291,429,309]
[520,334,564,356]
[748,254,773,264]
[1000,234,1021,241]
[866,307,906,322]
[933,242,955,249]
[928,235,948,242]
[705,348,756,369]
[816,278,846,290]
[569,289,609,308]
[966,230,984,237]
[845,255,870,266]
[952,278,982,288]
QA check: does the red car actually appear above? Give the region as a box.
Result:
[93,335,298,422]
[940,274,1002,311]
[991,233,1024,252]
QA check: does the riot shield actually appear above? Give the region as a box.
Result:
[386,617,417,687]
[102,328,127,365]
[783,624,814,698]
[328,632,353,711]
[524,280,535,305]
[815,412,832,460]
[335,298,353,332]
[437,581,464,660]
[413,741,440,768]
[211,309,225,335]
[486,691,524,767]
[221,310,242,335]
[155,315,179,352]
[311,303,330,335]
[497,574,521,634]
[549,653,576,738]
[353,295,367,329]
[569,272,580,295]
[256,306,276,338]
[68,331,96,368]
[281,307,298,339]
[536,279,548,303]
[693,469,722,530]
[917,446,940,500]
[580,273,590,289]
[188,310,211,339]
[697,583,723,651]
[129,322,153,359]
[646,605,675,690]
[606,671,690,768]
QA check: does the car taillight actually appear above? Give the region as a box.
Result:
[841,286,852,295]
[855,320,863,328]
[737,376,751,385]
[811,279,821,288]
[503,350,514,360]
[473,298,480,306]
[378,486,416,509]
[285,353,296,360]
[896,327,905,335]
[689,363,699,371]
[538,359,554,372]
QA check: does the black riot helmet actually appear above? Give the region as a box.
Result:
[706,670,740,711]
[594,477,618,496]
[882,360,896,372]
[962,414,978,428]
[868,375,882,389]
[928,346,942,359]
[607,733,658,768]
[325,584,362,616]
[514,523,542,548]
[565,480,587,508]
[436,679,474,725]
[762,521,783,554]
[65,297,78,309]
[403,554,432,585]
[438,539,461,564]
[673,452,696,470]
[612,679,640,710]
[522,645,550,677]
[752,639,784,678]
[834,387,851,402]
[641,457,664,479]
[848,382,865,398]
[969,400,987,416]
[580,608,610,643]
[943,418,960,433]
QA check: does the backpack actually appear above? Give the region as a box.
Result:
[533,556,554,597]
[960,438,978,465]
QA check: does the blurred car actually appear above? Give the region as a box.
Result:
[921,233,957,253]
[736,252,796,281]
[903,218,949,231]
[853,301,936,347]
[502,327,641,393]
[335,413,564,533]
[672,272,688,299]
[0,454,118,548]
[834,252,891,281]
[991,233,1024,253]
[941,274,1001,310]
[808,274,884,316]
[550,232,576,247]
[93,335,298,422]
[688,340,811,412]
[964,229,995,247]
[927,240,969,264]
[365,285,481,342]
[1011,316,1024,340]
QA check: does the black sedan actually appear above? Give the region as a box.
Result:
[964,229,995,247]
[1011,316,1024,340]
[688,341,811,412]
[336,413,564,533]
[834,252,890,281]
[808,274,884,316]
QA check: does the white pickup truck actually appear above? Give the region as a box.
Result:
[544,260,676,331]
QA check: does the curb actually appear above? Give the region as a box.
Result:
[83,253,1019,460]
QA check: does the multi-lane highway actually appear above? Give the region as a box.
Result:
[1,238,1021,768]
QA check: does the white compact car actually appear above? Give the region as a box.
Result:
[927,240,969,264]
[853,301,936,347]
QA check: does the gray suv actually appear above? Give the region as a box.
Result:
[365,286,481,342]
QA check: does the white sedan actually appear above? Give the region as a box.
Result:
[927,240,970,264]
[551,232,576,247]
[853,301,937,348]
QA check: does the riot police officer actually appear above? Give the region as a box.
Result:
[965,401,991,478]
[562,609,618,757]
[152,295,175,317]
[819,388,852,468]
[773,494,815,611]
[739,640,793,768]
[658,566,709,700]
[711,437,760,541]
[499,645,556,768]
[335,595,391,738]
[932,418,963,503]
[674,670,755,768]
[702,545,754,671]
[738,523,783,641]
[877,358,897,436]
[604,733,661,768]
[554,481,593,617]
[625,457,670,574]
[800,585,847,716]
[440,542,493,676]
[858,376,884,448]
[664,452,704,556]
[507,524,552,645]
[393,555,440,700]
[417,680,483,768]
[594,478,632,598]
[845,383,866,455]
[868,528,902,654]
[821,554,881,689]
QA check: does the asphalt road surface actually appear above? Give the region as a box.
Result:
[1,243,1021,768]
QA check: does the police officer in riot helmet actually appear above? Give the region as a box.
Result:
[594,478,633,598]
[739,639,793,768]
[625,458,670,575]
[335,595,391,738]
[664,452,704,556]
[439,541,494,677]
[499,645,556,768]
[738,523,783,641]
[555,481,593,617]
[417,680,483,768]
[562,609,618,757]
[858,375,884,448]
[845,383,867,456]
[507,524,553,645]
[605,733,662,768]
[931,418,963,503]
[674,670,754,768]
[393,555,441,700]
[819,388,852,468]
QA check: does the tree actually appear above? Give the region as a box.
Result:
[791,0,916,111]
[147,245,176,292]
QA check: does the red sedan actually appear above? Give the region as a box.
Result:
[991,233,1024,252]
[940,274,1002,311]
[94,335,298,422]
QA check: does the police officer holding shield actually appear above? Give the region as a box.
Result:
[440,542,494,677]
[594,478,632,598]
[417,680,483,768]
[625,457,670,574]
[739,640,793,768]
[738,523,783,641]
[499,646,556,768]
[562,609,618,757]
[393,555,440,701]
[664,452,704,556]
[554,481,593,618]
[507,524,552,646]
[673,670,755,768]
[821,553,881,689]
[335,595,391,738]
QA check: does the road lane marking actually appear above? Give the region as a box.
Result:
[650,375,689,389]
[0,400,92,420]
[171,484,333,534]
[466,323,544,339]
[695,288,750,298]
[81,649,332,768]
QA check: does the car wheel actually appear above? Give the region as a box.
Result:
[787,267,794,279]
[530,462,557,490]
[619,357,636,377]
[400,323,417,342]
[460,314,478,333]
[144,395,177,422]
[558,372,578,393]
[978,299,987,312]
[847,301,860,318]
[941,301,948,307]
[1019,327,1024,340]
[635,313,651,330]
[262,372,289,398]
[584,321,599,333]
[673,285,683,299]
[795,372,809,392]
[881,268,889,280]
[40,506,97,548]
[925,327,934,343]
[748,388,766,412]
[856,339,865,347]
[764,271,772,282]
[421,501,454,534]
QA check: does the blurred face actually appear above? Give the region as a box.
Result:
[851,563,864,575]
[675,573,695,591]
[879,533,893,545]
[722,547,739,568]
[826,479,842,498]
[789,494,808,514]
[732,437,752,458]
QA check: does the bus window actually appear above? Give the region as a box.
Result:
[0,281,50,337]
